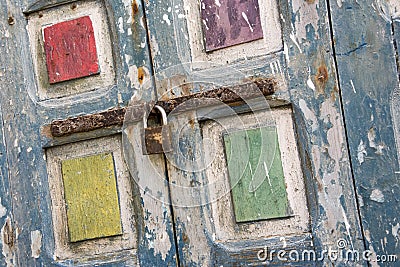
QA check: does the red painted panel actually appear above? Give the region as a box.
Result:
[43,16,100,84]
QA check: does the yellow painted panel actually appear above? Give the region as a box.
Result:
[61,153,122,242]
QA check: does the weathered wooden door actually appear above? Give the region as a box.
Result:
[126,0,366,265]
[0,0,398,266]
[0,0,168,265]
[329,0,400,265]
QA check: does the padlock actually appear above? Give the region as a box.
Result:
[142,105,172,155]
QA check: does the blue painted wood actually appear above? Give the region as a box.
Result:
[280,0,366,265]
[329,0,400,262]
[0,0,177,265]
[24,0,77,14]
[3,0,395,265]
[393,21,400,172]
[212,234,315,266]
[0,106,12,266]
[144,0,365,266]
[0,7,14,266]
[0,1,50,265]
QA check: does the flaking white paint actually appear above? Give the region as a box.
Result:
[291,1,319,41]
[392,223,399,246]
[128,65,140,90]
[364,230,380,267]
[157,203,172,261]
[118,17,125,33]
[162,14,171,26]
[0,198,6,218]
[341,204,354,250]
[370,189,385,203]
[388,0,400,18]
[299,99,318,132]
[315,98,358,249]
[1,217,15,267]
[125,54,132,66]
[283,43,290,63]
[30,230,42,259]
[290,32,302,53]
[357,140,367,165]
[140,16,146,29]
[307,77,316,91]
[151,35,160,56]
[350,80,356,93]
[368,128,377,149]
[123,123,176,263]
[321,99,344,160]
[118,93,123,104]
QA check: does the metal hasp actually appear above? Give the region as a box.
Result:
[49,78,276,137]
[142,105,172,155]
[50,108,126,137]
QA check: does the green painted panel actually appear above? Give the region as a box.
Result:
[61,153,122,242]
[223,127,291,223]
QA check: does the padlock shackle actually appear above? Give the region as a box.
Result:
[143,105,168,128]
[154,105,168,125]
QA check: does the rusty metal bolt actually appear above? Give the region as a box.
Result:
[7,16,15,25]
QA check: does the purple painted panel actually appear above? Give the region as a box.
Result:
[200,0,263,52]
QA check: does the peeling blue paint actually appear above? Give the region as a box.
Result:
[330,0,400,261]
[138,223,177,266]
[1,0,398,265]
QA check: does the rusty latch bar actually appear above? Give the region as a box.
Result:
[50,108,126,137]
[155,78,276,113]
[50,78,277,137]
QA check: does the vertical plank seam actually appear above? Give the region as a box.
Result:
[391,19,400,79]
[138,0,158,99]
[0,99,15,265]
[325,0,368,252]
[2,1,21,264]
[162,154,181,266]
